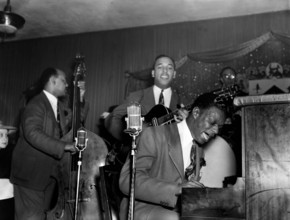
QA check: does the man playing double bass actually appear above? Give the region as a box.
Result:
[10,67,88,220]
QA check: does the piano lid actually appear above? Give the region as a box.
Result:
[233,94,290,107]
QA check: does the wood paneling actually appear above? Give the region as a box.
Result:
[1,11,290,136]
[244,104,290,220]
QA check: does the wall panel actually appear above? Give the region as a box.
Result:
[0,10,290,136]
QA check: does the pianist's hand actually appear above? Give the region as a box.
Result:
[176,181,205,196]
[183,181,205,188]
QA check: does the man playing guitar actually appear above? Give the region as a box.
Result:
[104,54,188,155]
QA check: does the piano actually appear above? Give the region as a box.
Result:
[181,177,245,220]
[180,135,245,220]
[181,94,290,220]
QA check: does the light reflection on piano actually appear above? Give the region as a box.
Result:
[199,136,237,188]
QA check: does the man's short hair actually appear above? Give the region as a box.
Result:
[39,68,59,89]
[152,54,176,70]
[23,67,59,104]
[192,92,227,114]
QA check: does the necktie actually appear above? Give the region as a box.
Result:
[57,102,63,137]
[159,89,164,105]
[185,140,206,182]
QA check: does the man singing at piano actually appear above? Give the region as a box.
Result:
[119,92,227,220]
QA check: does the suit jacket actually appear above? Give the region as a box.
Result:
[105,86,181,141]
[10,92,70,191]
[119,123,185,220]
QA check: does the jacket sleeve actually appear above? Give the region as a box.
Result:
[22,100,66,160]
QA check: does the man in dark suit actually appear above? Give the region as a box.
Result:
[119,92,227,220]
[10,68,86,220]
[104,54,185,143]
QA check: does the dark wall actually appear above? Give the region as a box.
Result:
[1,10,289,134]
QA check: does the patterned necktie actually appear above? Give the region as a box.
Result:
[57,102,63,137]
[159,89,164,105]
[185,140,206,182]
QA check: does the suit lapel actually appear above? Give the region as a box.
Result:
[169,91,180,110]
[167,124,184,179]
[141,86,156,112]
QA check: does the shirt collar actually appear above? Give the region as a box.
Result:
[43,90,58,119]
[177,119,193,143]
[43,90,58,104]
[153,85,172,107]
[153,85,171,93]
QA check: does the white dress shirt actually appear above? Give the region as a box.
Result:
[153,85,172,108]
[177,119,194,172]
[43,90,58,120]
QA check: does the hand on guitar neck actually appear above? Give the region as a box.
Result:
[144,103,191,127]
[174,104,189,122]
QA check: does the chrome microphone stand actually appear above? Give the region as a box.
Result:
[74,128,88,220]
[124,103,143,220]
[124,128,141,220]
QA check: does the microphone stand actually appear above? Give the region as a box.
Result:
[74,137,88,220]
[125,103,143,220]
[124,128,141,220]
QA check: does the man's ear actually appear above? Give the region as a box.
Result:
[49,75,56,85]
[192,107,200,119]
[152,70,155,78]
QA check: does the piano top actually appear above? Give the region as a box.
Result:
[234,94,290,107]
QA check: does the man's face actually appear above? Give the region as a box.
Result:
[0,129,8,149]
[53,70,68,97]
[191,106,226,145]
[152,57,176,89]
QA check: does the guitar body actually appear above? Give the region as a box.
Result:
[199,136,236,188]
[144,104,172,126]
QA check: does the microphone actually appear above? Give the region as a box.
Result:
[75,127,88,151]
[125,102,143,136]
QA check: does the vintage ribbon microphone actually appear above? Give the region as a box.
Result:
[124,102,143,220]
[74,127,88,220]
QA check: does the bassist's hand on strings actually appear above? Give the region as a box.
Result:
[64,143,78,154]
[174,103,189,122]
[78,81,86,102]
[73,80,86,102]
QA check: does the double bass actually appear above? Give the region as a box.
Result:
[47,54,108,220]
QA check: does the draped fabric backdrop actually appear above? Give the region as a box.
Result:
[126,31,290,105]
